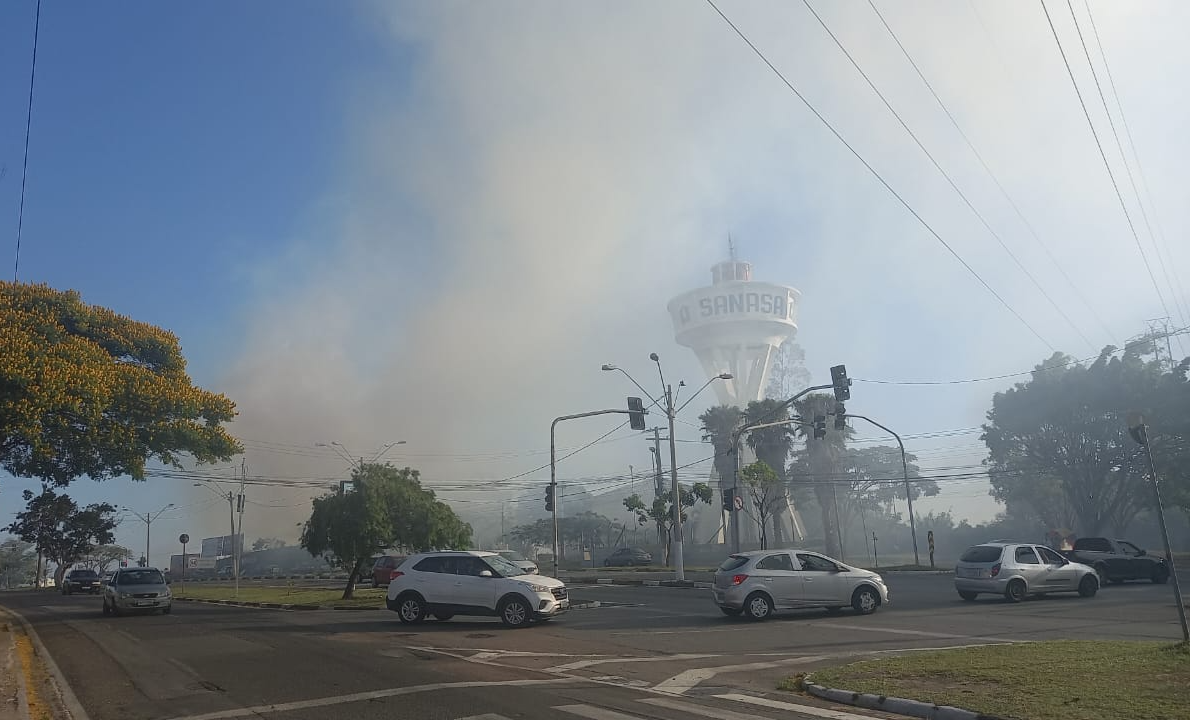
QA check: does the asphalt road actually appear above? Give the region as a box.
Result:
[2,573,1184,720]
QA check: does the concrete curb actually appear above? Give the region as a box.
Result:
[805,681,1006,720]
[1,604,92,720]
[563,577,711,589]
[175,597,316,611]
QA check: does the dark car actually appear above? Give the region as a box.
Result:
[1061,537,1169,585]
[604,547,653,567]
[370,555,407,587]
[62,568,103,595]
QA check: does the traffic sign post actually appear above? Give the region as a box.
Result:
[927,530,935,568]
[179,533,190,591]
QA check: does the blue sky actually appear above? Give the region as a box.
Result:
[2,1,1188,566]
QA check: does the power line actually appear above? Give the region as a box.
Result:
[1080,0,1190,355]
[802,0,1091,350]
[868,0,1114,344]
[703,0,1055,351]
[13,0,41,282]
[1039,0,1172,324]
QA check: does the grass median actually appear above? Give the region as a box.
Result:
[786,640,1190,720]
[175,584,387,609]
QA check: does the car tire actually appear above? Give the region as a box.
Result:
[958,590,978,601]
[1004,579,1027,603]
[1152,567,1169,584]
[1094,564,1109,586]
[395,594,426,625]
[433,613,454,621]
[102,599,111,616]
[743,592,773,621]
[852,586,880,615]
[720,607,741,617]
[499,596,531,628]
[111,602,122,617]
[1078,575,1098,598]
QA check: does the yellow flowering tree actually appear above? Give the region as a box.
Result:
[1,282,242,486]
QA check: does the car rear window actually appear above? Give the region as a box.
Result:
[1073,538,1112,552]
[70,570,98,578]
[960,545,1003,563]
[718,556,749,572]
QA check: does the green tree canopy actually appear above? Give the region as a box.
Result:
[623,482,712,565]
[0,538,36,589]
[5,488,118,585]
[984,342,1190,535]
[300,463,472,598]
[699,404,742,487]
[0,282,243,486]
[79,543,133,573]
[740,460,782,549]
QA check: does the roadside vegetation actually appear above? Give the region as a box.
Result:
[175,584,386,609]
[789,640,1190,720]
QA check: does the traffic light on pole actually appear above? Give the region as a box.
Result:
[627,396,646,430]
[830,364,851,402]
[721,487,734,511]
[834,402,847,431]
[813,414,827,440]
[545,483,556,512]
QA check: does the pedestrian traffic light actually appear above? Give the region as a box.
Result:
[721,487,734,511]
[830,364,851,402]
[813,414,827,440]
[545,483,556,512]
[627,396,646,430]
[834,402,847,431]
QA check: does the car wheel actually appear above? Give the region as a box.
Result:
[1094,564,1109,586]
[720,607,741,617]
[1004,579,1027,603]
[958,590,978,601]
[395,594,426,624]
[101,599,111,616]
[1078,575,1098,598]
[1152,567,1170,585]
[743,592,773,621]
[852,586,880,615]
[433,613,454,621]
[111,602,122,617]
[499,596,531,628]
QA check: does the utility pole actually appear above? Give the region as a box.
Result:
[652,428,663,496]
[841,414,918,567]
[1127,414,1189,642]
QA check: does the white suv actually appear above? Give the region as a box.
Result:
[386,551,569,628]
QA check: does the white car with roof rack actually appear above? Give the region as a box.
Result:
[386,550,567,628]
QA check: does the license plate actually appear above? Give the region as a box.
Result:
[135,601,155,606]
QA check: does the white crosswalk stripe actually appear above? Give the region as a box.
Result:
[553,704,645,720]
[457,715,516,720]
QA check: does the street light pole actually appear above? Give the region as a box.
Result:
[842,413,919,567]
[1127,415,1189,643]
[122,504,175,569]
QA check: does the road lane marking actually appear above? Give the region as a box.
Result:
[644,696,876,720]
[714,693,879,720]
[457,715,515,720]
[554,704,644,720]
[809,621,1019,643]
[546,653,719,673]
[652,656,827,695]
[160,679,576,720]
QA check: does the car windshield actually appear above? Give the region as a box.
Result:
[119,570,165,585]
[960,546,1004,563]
[484,555,526,577]
[718,556,749,572]
[70,570,98,578]
[498,551,527,562]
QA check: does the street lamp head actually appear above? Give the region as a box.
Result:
[649,353,659,362]
[601,364,616,371]
[717,372,734,380]
[395,440,407,445]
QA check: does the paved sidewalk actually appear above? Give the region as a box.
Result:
[0,609,29,720]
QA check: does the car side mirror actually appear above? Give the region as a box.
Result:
[479,570,493,578]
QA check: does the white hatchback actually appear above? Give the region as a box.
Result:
[386,550,568,628]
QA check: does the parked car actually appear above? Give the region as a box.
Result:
[61,568,102,595]
[712,549,888,620]
[385,550,568,628]
[370,555,407,588]
[1059,537,1169,585]
[954,542,1099,602]
[604,547,653,567]
[495,550,538,575]
[102,567,172,616]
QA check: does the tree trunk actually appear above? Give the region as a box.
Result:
[341,557,366,600]
[814,485,841,558]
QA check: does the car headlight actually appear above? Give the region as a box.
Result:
[524,583,552,593]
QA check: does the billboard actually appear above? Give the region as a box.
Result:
[199,534,243,557]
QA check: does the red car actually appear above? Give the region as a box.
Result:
[370,555,406,587]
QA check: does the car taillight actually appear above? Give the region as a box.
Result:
[390,570,403,581]
[990,563,1001,578]
[732,574,748,586]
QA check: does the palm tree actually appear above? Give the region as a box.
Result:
[699,405,743,488]
[792,393,848,557]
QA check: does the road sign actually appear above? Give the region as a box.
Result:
[179,533,189,545]
[195,557,216,570]
[733,496,744,511]
[187,556,199,569]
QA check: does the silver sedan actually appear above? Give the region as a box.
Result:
[712,549,889,620]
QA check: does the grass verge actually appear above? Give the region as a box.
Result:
[793,640,1190,720]
[175,584,386,609]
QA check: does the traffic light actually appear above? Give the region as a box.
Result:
[813,414,827,440]
[721,487,734,511]
[830,364,851,402]
[834,402,847,431]
[545,483,556,512]
[627,396,646,430]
